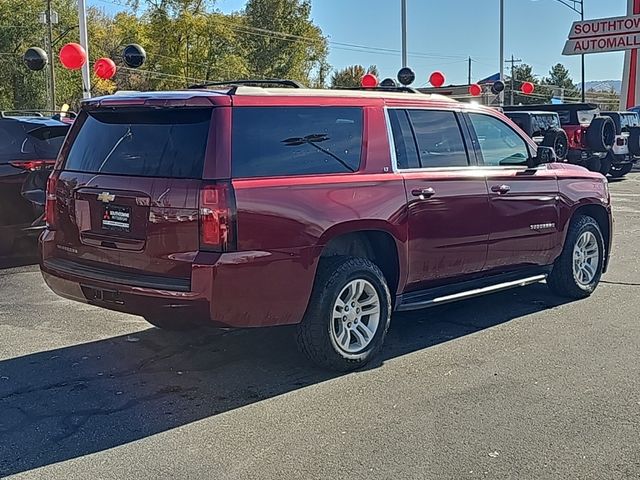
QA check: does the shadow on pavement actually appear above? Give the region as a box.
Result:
[0,283,572,476]
[0,254,38,270]
[0,238,39,270]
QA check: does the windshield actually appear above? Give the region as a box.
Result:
[64,109,211,178]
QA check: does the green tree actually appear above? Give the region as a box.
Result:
[505,63,548,105]
[244,0,328,85]
[542,63,580,101]
[330,64,379,88]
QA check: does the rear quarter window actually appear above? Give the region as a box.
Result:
[232,107,363,178]
[64,109,211,178]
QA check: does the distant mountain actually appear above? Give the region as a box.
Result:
[582,80,622,94]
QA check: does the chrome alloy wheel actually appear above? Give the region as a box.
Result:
[572,231,600,286]
[330,279,381,354]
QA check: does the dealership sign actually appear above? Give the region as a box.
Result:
[563,14,640,55]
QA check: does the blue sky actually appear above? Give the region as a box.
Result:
[91,0,628,84]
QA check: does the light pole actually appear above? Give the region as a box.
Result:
[553,0,585,102]
[401,0,408,68]
[499,0,504,105]
[78,0,91,98]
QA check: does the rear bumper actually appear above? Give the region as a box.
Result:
[39,230,318,328]
[609,153,639,165]
[567,150,606,164]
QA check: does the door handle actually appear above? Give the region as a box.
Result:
[411,187,436,199]
[491,184,511,194]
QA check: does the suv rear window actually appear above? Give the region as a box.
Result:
[0,121,65,162]
[64,109,211,178]
[232,107,363,178]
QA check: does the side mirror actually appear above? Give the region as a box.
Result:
[529,146,557,167]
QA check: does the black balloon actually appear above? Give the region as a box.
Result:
[122,44,146,68]
[491,80,505,95]
[397,67,416,86]
[380,78,397,87]
[23,47,48,71]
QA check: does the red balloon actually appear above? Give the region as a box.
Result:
[429,71,445,88]
[94,57,117,80]
[469,83,482,97]
[361,73,378,88]
[59,43,86,70]
[521,81,535,95]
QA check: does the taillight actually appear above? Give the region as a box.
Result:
[573,128,583,146]
[45,172,59,230]
[9,159,56,171]
[199,182,236,252]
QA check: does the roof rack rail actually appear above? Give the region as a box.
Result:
[1,109,77,119]
[334,86,421,94]
[188,79,306,90]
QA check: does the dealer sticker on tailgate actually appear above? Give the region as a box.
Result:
[102,205,131,232]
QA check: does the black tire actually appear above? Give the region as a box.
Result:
[542,128,569,161]
[583,156,602,172]
[599,153,613,175]
[609,162,634,178]
[547,215,605,299]
[296,256,391,371]
[586,116,615,152]
[144,315,199,331]
[628,126,640,156]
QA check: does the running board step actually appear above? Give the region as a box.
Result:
[395,272,548,312]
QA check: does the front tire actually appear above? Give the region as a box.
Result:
[547,215,604,299]
[609,163,633,178]
[296,256,391,371]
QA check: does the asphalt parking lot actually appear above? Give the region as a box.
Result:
[1,172,639,480]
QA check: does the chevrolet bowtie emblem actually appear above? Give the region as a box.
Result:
[97,192,115,203]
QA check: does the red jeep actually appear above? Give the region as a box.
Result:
[504,103,616,173]
[40,82,612,371]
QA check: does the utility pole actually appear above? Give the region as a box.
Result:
[468,57,472,85]
[401,0,408,68]
[506,55,522,106]
[499,0,505,105]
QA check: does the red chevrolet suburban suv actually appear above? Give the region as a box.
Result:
[40,82,612,371]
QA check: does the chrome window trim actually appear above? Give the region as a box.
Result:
[384,106,542,173]
[383,107,400,173]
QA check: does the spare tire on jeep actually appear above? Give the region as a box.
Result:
[542,127,569,161]
[586,116,615,152]
[628,126,640,156]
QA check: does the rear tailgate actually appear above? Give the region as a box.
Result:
[47,107,213,287]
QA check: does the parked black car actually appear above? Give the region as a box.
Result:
[0,111,71,253]
[503,110,569,161]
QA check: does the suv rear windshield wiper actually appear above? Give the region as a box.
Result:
[282,134,356,172]
[97,127,132,173]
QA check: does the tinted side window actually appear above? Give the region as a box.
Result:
[0,122,29,161]
[388,109,419,169]
[232,107,363,178]
[65,109,211,178]
[468,113,530,167]
[407,110,469,167]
